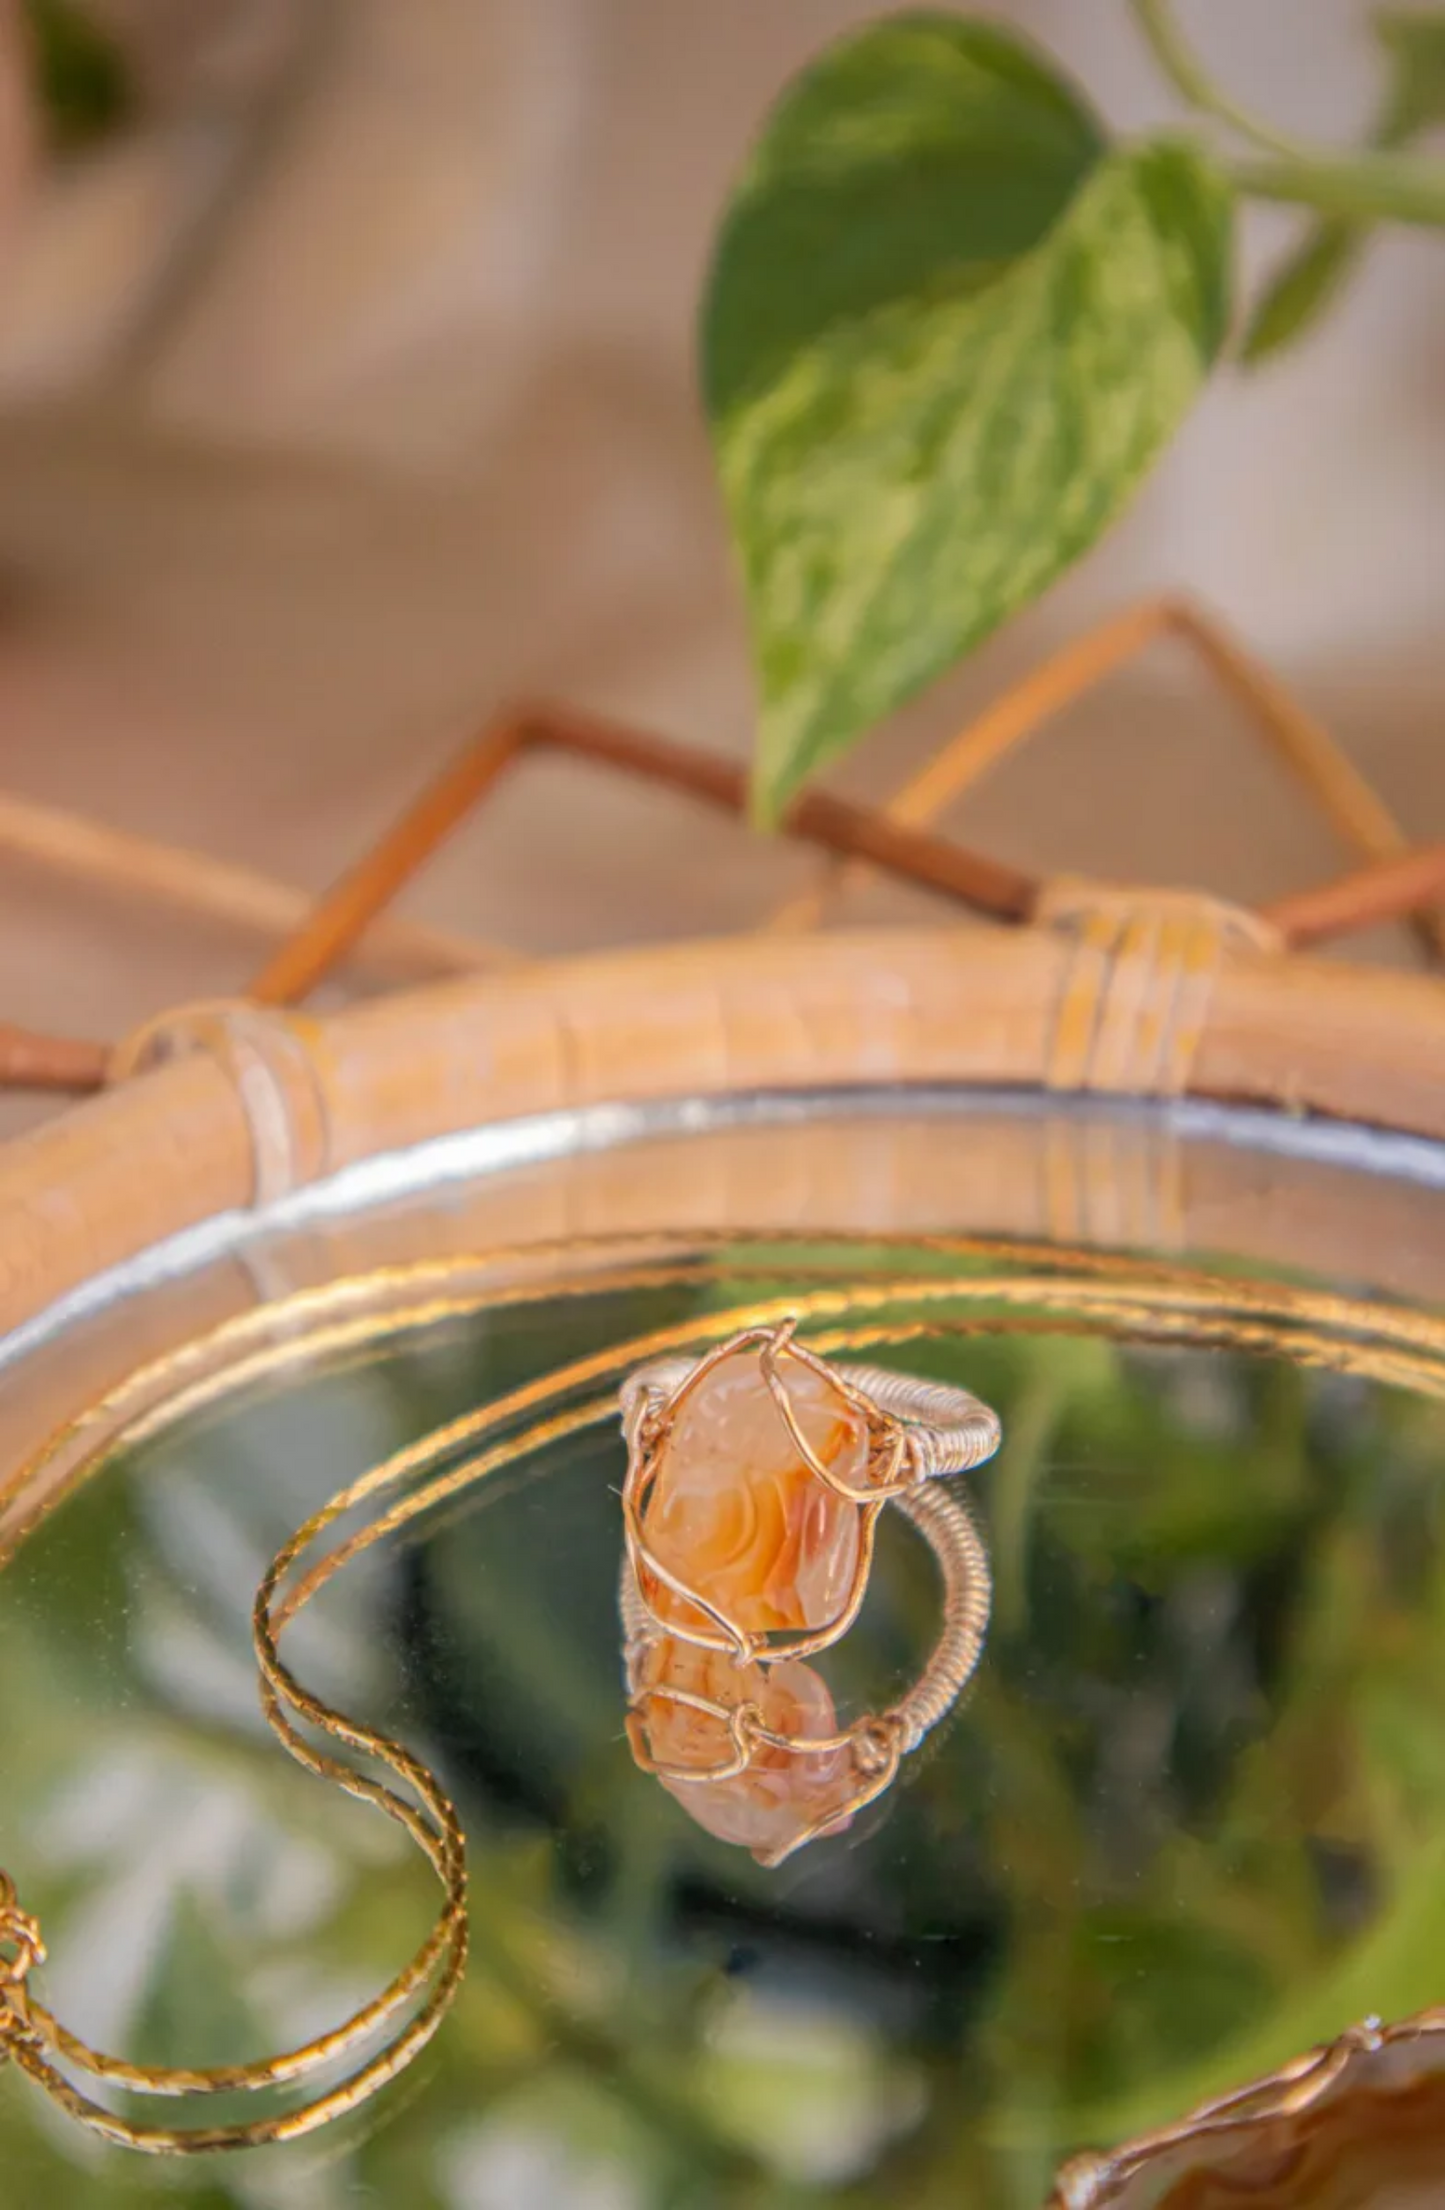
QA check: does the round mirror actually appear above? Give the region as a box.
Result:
[4,1086,1445,2207]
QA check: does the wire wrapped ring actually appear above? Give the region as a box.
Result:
[617,1324,998,1864]
[619,1324,1000,1665]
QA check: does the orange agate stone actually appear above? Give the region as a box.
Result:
[638,1342,869,1641]
[633,1637,857,1859]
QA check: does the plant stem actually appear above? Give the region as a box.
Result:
[1133,0,1445,233]
[1236,148,1445,229]
[1129,0,1319,160]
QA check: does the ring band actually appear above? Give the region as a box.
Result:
[623,1356,1001,1483]
[617,1323,997,1864]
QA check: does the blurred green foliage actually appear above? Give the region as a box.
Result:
[2,1252,1444,2207]
[24,0,130,154]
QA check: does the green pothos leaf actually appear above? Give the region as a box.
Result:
[1239,219,1370,365]
[702,13,1234,823]
[1375,7,1445,141]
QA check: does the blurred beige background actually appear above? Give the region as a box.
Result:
[0,0,1441,1067]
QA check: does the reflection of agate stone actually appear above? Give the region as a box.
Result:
[629,1638,858,1858]
[638,1342,866,1637]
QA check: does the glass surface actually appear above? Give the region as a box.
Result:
[3,1102,1445,2208]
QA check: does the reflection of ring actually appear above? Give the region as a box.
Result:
[620,1473,993,1866]
[619,1321,1000,1663]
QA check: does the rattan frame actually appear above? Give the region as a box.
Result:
[3,919,1445,1344]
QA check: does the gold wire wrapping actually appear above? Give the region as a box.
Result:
[619,1323,911,1666]
[2,1238,1445,2156]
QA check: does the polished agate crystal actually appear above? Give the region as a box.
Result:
[1068,2069,1445,2210]
[633,1636,856,1859]
[638,1343,869,1639]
